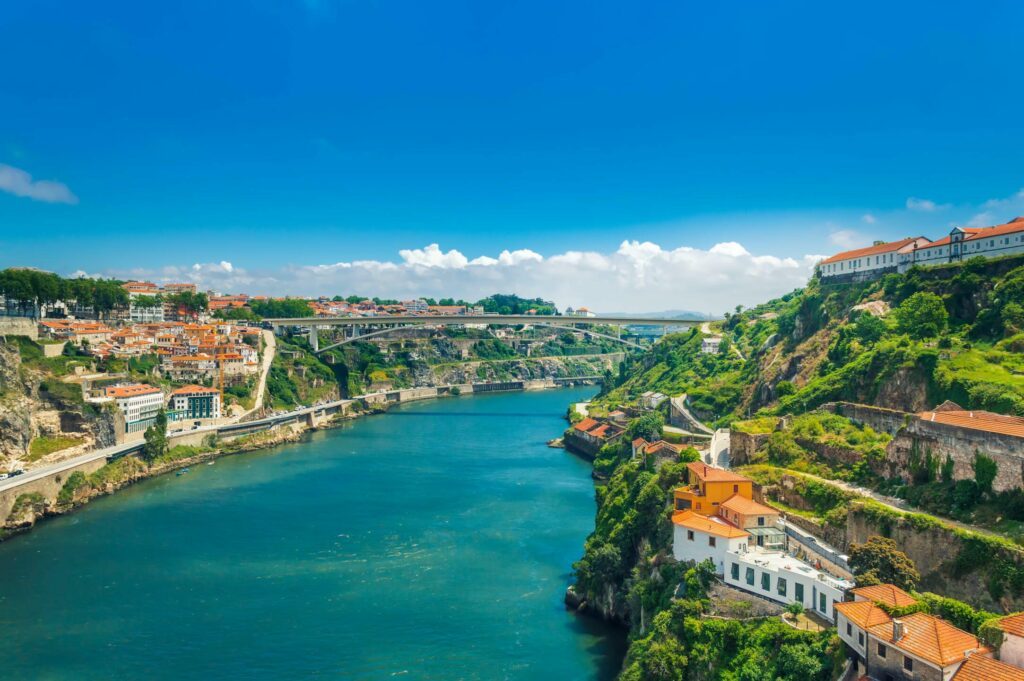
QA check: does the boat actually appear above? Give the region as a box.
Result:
[176,467,190,476]
[207,460,215,466]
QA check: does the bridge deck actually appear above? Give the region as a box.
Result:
[265,314,708,327]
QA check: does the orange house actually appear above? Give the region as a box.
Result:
[673,462,754,515]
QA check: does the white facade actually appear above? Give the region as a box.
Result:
[701,337,723,354]
[836,609,869,659]
[672,523,748,575]
[1001,632,1024,669]
[818,238,929,280]
[722,548,850,622]
[108,387,165,434]
[129,302,165,323]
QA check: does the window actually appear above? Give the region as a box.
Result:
[731,563,739,580]
[858,632,864,646]
[819,593,826,613]
[745,568,755,586]
[708,536,716,548]
[903,657,913,672]
[761,572,770,591]
[794,583,804,602]
[757,516,765,526]
[687,530,694,541]
[695,502,701,510]
[846,623,852,635]
[733,484,739,493]
[777,578,787,597]
[878,643,887,659]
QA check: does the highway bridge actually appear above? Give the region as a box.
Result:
[263,314,710,353]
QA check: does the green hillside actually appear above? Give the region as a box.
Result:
[598,255,1024,423]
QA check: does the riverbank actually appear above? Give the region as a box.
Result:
[0,386,625,680]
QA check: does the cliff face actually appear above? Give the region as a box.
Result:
[0,339,117,470]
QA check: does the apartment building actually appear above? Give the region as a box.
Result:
[104,383,165,434]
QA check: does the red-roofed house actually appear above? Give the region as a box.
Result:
[818,237,931,281]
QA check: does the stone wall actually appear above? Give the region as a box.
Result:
[822,402,911,436]
[729,430,771,465]
[0,456,108,522]
[0,317,38,340]
[888,418,1024,492]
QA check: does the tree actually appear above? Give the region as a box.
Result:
[142,409,168,461]
[894,292,948,339]
[627,412,664,442]
[848,536,920,591]
[973,452,998,496]
[785,601,804,620]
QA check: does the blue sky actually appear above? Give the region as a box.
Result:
[2,1,1024,310]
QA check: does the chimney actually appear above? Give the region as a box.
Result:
[892,619,905,642]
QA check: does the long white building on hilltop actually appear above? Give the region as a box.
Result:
[819,217,1024,282]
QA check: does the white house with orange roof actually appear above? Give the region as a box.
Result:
[103,383,165,434]
[836,584,1008,681]
[997,613,1024,669]
[672,510,749,573]
[671,463,852,619]
[818,237,931,281]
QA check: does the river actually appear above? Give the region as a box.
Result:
[0,387,626,680]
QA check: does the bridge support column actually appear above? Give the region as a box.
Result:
[309,326,319,352]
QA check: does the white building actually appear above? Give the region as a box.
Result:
[701,336,723,354]
[998,613,1024,669]
[672,510,749,574]
[902,218,1024,269]
[722,547,851,622]
[104,383,165,434]
[129,300,165,323]
[639,390,668,410]
[402,299,429,314]
[818,237,931,281]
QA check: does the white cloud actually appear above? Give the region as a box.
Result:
[0,163,78,204]
[905,197,948,212]
[828,229,863,249]
[862,214,877,224]
[90,240,822,315]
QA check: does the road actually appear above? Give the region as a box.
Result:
[233,329,276,421]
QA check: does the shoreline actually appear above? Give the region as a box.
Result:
[0,384,593,543]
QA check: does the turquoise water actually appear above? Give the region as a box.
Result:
[0,387,625,680]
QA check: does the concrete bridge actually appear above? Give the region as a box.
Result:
[263,314,709,353]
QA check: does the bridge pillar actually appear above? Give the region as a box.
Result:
[309,326,319,352]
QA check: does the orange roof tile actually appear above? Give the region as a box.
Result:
[964,216,1024,241]
[672,510,749,539]
[819,237,927,265]
[686,461,752,483]
[835,600,892,629]
[998,613,1024,638]
[952,654,1024,681]
[867,612,984,667]
[170,385,220,395]
[852,584,919,608]
[720,494,778,517]
[917,409,1024,439]
[105,383,162,398]
[574,417,598,432]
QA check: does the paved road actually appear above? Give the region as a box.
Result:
[234,329,276,421]
[0,397,352,495]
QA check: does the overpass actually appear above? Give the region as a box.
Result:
[263,314,710,353]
